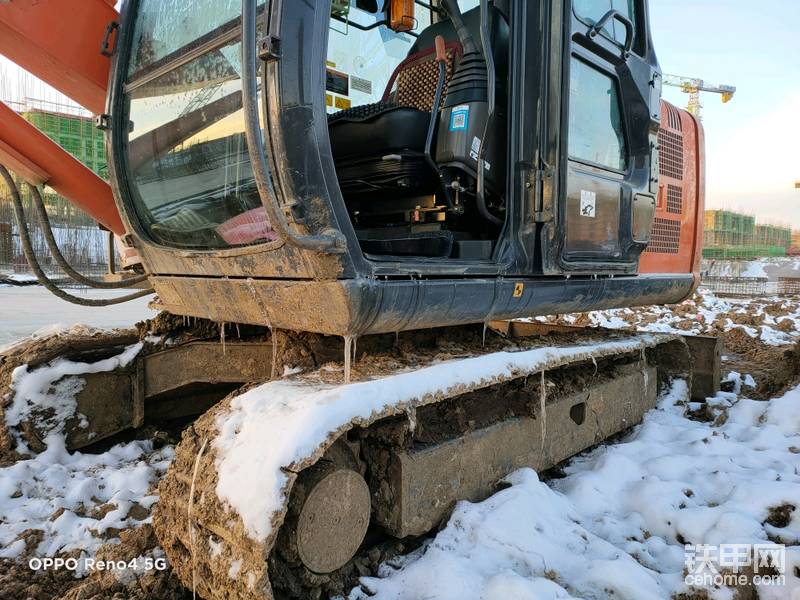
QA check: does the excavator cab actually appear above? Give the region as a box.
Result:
[104,0,701,336]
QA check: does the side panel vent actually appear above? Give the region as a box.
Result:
[658,128,684,181]
[666,184,683,214]
[665,103,682,130]
[645,217,681,254]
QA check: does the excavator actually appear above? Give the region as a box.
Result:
[0,0,713,598]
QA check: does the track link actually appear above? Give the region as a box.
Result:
[155,403,273,600]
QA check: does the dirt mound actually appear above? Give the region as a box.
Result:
[61,526,188,600]
[721,331,800,399]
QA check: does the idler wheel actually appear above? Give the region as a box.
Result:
[295,467,371,574]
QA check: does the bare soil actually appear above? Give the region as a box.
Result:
[0,525,188,600]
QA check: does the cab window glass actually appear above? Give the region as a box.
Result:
[573,0,636,48]
[568,59,626,171]
[128,0,266,81]
[326,5,432,111]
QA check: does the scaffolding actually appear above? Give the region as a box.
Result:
[0,100,109,278]
[702,209,792,259]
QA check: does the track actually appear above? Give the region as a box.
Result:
[0,328,140,461]
[153,325,691,600]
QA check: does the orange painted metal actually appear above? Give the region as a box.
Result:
[689,113,706,289]
[0,102,125,235]
[639,101,705,288]
[0,0,118,115]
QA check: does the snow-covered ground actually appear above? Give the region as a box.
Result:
[703,257,800,280]
[0,285,156,350]
[541,287,800,348]
[0,437,173,565]
[1,287,798,599]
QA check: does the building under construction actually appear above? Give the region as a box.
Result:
[703,209,793,259]
[0,100,109,278]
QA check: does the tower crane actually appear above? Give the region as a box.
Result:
[663,74,736,119]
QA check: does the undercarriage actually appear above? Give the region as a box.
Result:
[0,316,718,599]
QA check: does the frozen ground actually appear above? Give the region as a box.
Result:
[538,288,800,348]
[0,288,798,599]
[703,257,800,280]
[0,285,156,351]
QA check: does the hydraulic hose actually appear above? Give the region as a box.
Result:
[441,0,479,54]
[27,184,149,289]
[424,36,453,208]
[0,165,154,307]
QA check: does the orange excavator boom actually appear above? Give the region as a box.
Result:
[0,102,125,235]
[0,0,118,116]
[0,0,125,235]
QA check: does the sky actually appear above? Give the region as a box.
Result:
[1,1,799,226]
[650,0,800,227]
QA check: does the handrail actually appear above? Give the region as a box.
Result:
[241,0,347,254]
[587,9,634,59]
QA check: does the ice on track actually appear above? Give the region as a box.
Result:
[213,335,663,543]
[351,381,800,600]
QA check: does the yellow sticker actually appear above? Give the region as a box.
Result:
[513,283,525,298]
[335,96,352,110]
[326,94,334,107]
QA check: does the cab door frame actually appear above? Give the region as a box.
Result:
[538,0,661,276]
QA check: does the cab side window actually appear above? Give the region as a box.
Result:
[568,58,626,171]
[573,0,637,49]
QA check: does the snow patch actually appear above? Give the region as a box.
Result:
[741,261,768,278]
[0,437,174,560]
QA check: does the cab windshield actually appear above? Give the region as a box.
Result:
[123,0,268,249]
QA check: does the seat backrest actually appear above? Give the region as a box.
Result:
[382,41,463,112]
[387,6,509,114]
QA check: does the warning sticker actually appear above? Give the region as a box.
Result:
[450,105,470,131]
[580,190,597,218]
[470,136,481,161]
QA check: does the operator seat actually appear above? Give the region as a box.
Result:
[328,6,509,200]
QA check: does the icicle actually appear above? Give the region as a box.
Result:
[591,355,598,376]
[540,371,547,451]
[235,322,241,339]
[407,406,418,433]
[482,322,488,347]
[343,335,353,384]
[220,322,226,356]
